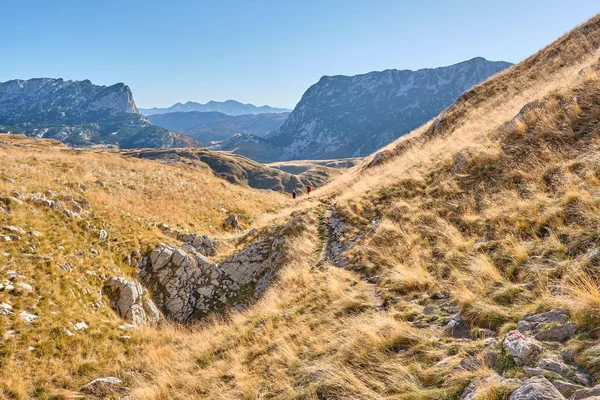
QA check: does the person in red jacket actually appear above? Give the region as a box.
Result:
[306,185,312,195]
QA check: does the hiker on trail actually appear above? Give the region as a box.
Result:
[306,185,312,195]
[292,190,297,199]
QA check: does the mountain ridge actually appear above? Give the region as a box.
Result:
[139,99,291,116]
[210,57,512,161]
[147,111,288,144]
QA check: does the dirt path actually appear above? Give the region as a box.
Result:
[314,203,385,310]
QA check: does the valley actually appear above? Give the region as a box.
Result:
[1,9,600,400]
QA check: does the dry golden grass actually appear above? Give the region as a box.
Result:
[3,13,600,400]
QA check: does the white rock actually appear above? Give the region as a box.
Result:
[99,229,108,241]
[74,321,88,331]
[15,282,33,293]
[20,310,38,323]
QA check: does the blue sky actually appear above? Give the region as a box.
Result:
[1,1,598,109]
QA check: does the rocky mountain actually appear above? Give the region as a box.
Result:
[147,111,288,144]
[0,78,194,148]
[216,57,512,161]
[139,100,291,116]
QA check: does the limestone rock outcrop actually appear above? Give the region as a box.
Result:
[103,277,161,326]
[139,215,308,322]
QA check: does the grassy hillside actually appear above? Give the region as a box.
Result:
[2,14,600,400]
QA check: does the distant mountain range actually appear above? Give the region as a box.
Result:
[0,78,194,148]
[147,111,288,144]
[211,57,512,161]
[0,58,511,157]
[139,100,291,116]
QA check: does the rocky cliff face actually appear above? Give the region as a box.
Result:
[218,58,512,161]
[0,78,138,123]
[0,78,193,148]
[268,57,512,160]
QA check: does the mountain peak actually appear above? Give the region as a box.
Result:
[237,57,512,161]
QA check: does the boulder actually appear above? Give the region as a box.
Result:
[223,214,239,231]
[451,151,470,174]
[538,358,594,387]
[552,380,584,398]
[503,330,543,365]
[460,375,521,400]
[573,385,600,399]
[508,376,566,399]
[445,313,471,338]
[103,277,161,326]
[517,308,573,342]
[534,322,576,342]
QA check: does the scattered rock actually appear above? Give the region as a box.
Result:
[94,180,106,188]
[523,367,545,376]
[82,377,127,397]
[445,313,471,338]
[74,321,88,331]
[14,282,33,293]
[479,328,497,338]
[573,385,600,399]
[63,209,75,218]
[423,306,434,315]
[431,291,449,300]
[535,322,576,342]
[503,330,543,365]
[20,310,38,323]
[58,263,73,272]
[460,351,497,371]
[460,374,521,400]
[103,277,161,326]
[64,329,74,336]
[451,151,470,174]
[99,229,108,241]
[517,308,571,336]
[223,214,239,231]
[538,358,593,387]
[3,225,25,235]
[552,380,584,398]
[509,376,566,399]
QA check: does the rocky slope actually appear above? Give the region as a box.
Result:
[139,99,291,116]
[147,111,288,144]
[214,57,511,161]
[0,78,194,148]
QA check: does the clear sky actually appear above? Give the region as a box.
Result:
[1,0,598,109]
